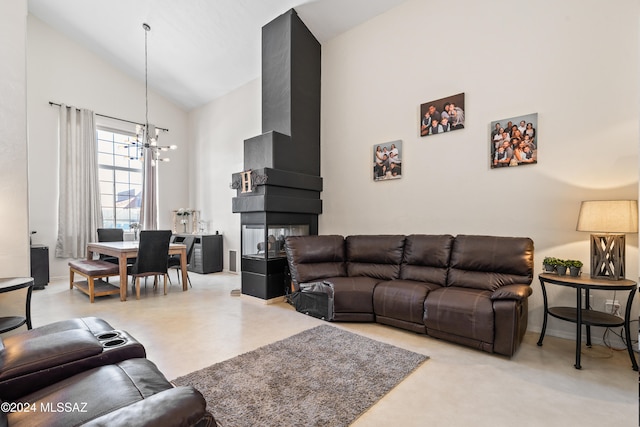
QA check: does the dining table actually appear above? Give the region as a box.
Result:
[86,241,188,301]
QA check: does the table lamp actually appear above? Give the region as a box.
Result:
[576,200,638,280]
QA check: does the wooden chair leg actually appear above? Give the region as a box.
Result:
[88,277,95,303]
[135,277,141,300]
[163,274,167,295]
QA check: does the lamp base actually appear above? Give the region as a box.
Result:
[589,233,625,280]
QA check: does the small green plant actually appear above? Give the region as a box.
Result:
[543,257,557,272]
[554,259,568,275]
[566,259,583,276]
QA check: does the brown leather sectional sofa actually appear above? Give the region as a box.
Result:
[0,317,214,426]
[285,234,534,357]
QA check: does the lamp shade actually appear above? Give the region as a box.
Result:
[576,200,638,233]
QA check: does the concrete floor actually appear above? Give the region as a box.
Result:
[22,272,640,426]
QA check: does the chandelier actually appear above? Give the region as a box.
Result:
[130,23,176,162]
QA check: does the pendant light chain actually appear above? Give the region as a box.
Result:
[143,23,150,137]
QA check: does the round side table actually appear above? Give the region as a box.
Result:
[0,277,34,334]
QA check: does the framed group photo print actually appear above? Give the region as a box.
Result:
[374,140,402,181]
[420,92,465,137]
[490,113,538,169]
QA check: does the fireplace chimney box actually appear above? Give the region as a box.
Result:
[262,9,321,176]
[243,131,293,172]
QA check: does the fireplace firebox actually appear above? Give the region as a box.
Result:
[239,214,315,300]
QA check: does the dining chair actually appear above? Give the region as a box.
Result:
[97,227,138,265]
[167,235,195,288]
[96,228,123,265]
[127,230,172,299]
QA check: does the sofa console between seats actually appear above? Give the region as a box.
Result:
[285,234,534,357]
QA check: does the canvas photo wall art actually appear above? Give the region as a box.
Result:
[373,140,402,181]
[420,92,465,137]
[490,113,538,169]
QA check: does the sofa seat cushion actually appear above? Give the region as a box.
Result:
[328,276,380,315]
[424,287,494,345]
[373,280,441,329]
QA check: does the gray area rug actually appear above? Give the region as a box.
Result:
[172,325,428,427]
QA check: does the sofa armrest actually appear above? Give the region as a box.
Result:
[490,284,532,301]
[0,329,103,381]
[82,386,215,427]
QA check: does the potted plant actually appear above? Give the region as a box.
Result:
[130,223,141,241]
[176,208,193,233]
[555,259,568,276]
[566,260,583,277]
[542,257,557,273]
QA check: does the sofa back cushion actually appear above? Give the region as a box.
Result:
[285,235,346,286]
[346,235,405,280]
[400,234,454,286]
[447,235,534,291]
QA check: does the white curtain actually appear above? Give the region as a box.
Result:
[55,105,102,258]
[139,129,158,230]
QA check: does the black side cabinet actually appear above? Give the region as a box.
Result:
[30,245,49,290]
[174,234,223,274]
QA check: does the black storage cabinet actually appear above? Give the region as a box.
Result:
[30,245,49,290]
[174,234,223,274]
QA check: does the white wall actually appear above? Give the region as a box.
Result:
[320,0,638,342]
[27,15,189,278]
[188,78,261,271]
[0,1,30,276]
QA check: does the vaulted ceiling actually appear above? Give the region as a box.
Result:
[28,0,407,111]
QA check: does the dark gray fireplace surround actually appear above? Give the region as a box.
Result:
[232,9,322,300]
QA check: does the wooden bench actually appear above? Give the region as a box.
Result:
[69,260,121,303]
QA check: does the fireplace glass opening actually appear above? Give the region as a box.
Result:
[242,224,309,260]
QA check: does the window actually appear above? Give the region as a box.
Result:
[97,127,142,230]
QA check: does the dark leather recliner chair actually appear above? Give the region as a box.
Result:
[4,358,215,427]
[0,317,145,400]
[422,235,534,356]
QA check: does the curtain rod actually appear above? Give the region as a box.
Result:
[48,101,169,132]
